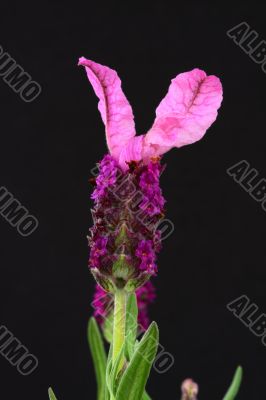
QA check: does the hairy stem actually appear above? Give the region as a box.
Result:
[112,289,127,364]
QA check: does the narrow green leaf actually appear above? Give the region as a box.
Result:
[125,292,138,360]
[104,376,110,400]
[104,384,110,400]
[106,356,113,396]
[134,339,139,350]
[110,343,125,395]
[105,342,113,400]
[116,321,159,400]
[103,312,113,343]
[48,387,57,400]
[88,317,107,400]
[142,391,152,400]
[107,341,113,365]
[223,366,243,400]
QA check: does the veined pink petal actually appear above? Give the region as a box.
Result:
[118,135,144,170]
[143,68,223,158]
[78,57,136,159]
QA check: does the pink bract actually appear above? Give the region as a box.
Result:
[79,58,223,169]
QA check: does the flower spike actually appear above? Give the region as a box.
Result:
[88,154,165,292]
[80,59,223,293]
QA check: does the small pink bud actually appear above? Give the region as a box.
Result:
[181,378,198,400]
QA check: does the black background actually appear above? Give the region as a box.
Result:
[0,1,265,399]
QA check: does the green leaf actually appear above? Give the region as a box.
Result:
[48,387,57,400]
[103,312,113,343]
[110,343,125,396]
[106,356,113,397]
[142,391,152,400]
[223,366,243,400]
[107,341,113,365]
[116,321,159,400]
[125,292,138,360]
[88,317,107,400]
[104,383,110,400]
[104,342,113,400]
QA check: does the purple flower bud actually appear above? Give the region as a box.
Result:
[91,155,119,200]
[136,281,156,331]
[89,236,108,268]
[139,161,166,216]
[88,154,165,292]
[135,240,157,274]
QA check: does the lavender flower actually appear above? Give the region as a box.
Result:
[80,58,222,294]
[88,155,165,292]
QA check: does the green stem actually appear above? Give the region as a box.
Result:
[112,289,127,363]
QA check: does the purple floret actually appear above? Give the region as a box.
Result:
[135,239,157,275]
[139,161,165,216]
[89,236,108,268]
[136,281,156,330]
[92,154,120,200]
[92,284,113,325]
